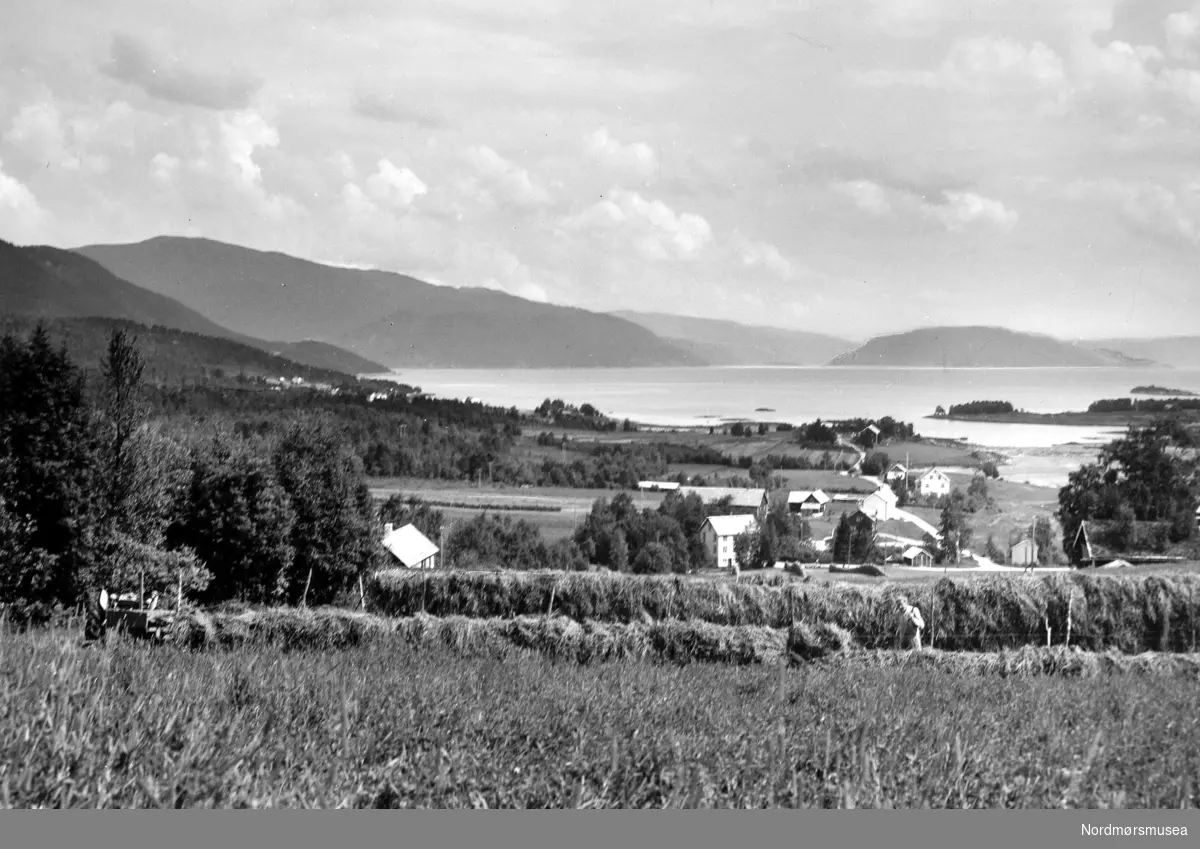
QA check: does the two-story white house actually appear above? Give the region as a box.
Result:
[915,468,952,498]
[700,514,759,571]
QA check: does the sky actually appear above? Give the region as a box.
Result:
[2,0,1199,340]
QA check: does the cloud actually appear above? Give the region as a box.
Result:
[921,191,1018,233]
[855,36,1066,94]
[834,180,891,215]
[2,100,108,173]
[460,146,551,208]
[353,92,444,127]
[730,231,795,280]
[102,32,262,110]
[1166,4,1200,61]
[365,159,428,207]
[150,152,179,183]
[584,127,657,178]
[218,111,279,187]
[1065,178,1200,247]
[832,174,1017,233]
[567,188,712,261]
[0,157,51,242]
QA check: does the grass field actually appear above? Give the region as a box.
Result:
[3,628,1197,808]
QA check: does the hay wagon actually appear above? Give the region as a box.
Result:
[103,591,178,642]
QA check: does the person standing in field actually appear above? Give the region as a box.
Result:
[897,596,925,650]
[83,587,108,645]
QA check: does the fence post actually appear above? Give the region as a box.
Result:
[1066,591,1074,648]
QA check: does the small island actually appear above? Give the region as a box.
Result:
[1131,385,1198,397]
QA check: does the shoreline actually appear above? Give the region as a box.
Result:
[928,411,1195,427]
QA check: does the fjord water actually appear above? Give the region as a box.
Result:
[372,366,1200,449]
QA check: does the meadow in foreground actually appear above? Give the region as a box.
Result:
[1,630,1197,809]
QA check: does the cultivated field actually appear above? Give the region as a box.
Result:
[5,617,1198,808]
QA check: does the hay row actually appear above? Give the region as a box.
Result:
[169,607,849,665]
[366,570,1200,653]
[165,607,1200,677]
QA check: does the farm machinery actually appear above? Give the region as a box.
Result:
[98,574,184,642]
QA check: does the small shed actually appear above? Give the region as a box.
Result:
[1009,538,1038,566]
[900,546,933,568]
[381,522,440,570]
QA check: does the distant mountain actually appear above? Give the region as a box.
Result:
[828,326,1164,368]
[0,238,386,374]
[0,315,362,387]
[74,236,698,369]
[1080,336,1200,369]
[611,311,856,366]
[1,238,237,338]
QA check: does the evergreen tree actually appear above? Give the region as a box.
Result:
[938,489,973,564]
[0,324,96,614]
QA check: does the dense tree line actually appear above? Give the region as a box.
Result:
[0,325,382,623]
[947,401,1015,416]
[1057,420,1197,562]
[1087,397,1200,414]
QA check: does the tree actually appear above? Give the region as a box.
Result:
[272,416,379,605]
[657,491,709,569]
[966,473,992,513]
[168,435,296,604]
[1033,516,1054,565]
[861,452,890,477]
[938,489,973,564]
[632,541,672,575]
[380,494,444,542]
[83,329,202,598]
[1056,419,1197,561]
[611,527,630,572]
[0,324,95,614]
[984,534,1004,563]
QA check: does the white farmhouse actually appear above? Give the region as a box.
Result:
[858,486,898,521]
[381,523,440,570]
[700,514,759,571]
[915,468,952,498]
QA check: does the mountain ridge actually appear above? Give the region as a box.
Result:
[0,238,387,374]
[611,310,857,366]
[828,326,1165,369]
[74,236,699,369]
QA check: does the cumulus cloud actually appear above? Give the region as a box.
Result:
[218,111,279,187]
[0,158,51,242]
[460,146,551,208]
[584,127,657,178]
[567,188,712,261]
[921,191,1018,233]
[102,32,263,110]
[1065,178,1200,246]
[1166,4,1200,61]
[366,159,428,207]
[834,180,891,215]
[150,152,180,183]
[832,174,1016,233]
[730,231,795,280]
[3,100,108,173]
